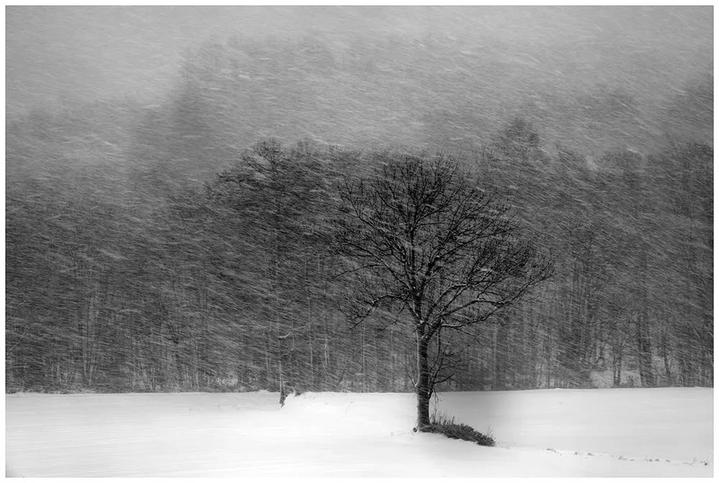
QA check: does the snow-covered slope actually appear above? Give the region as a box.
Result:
[5,388,712,477]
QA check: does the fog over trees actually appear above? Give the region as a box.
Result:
[6,6,713,393]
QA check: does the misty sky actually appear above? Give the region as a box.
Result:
[6,6,712,117]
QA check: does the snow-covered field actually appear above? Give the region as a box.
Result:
[6,388,712,477]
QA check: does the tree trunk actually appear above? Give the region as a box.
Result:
[636,248,655,387]
[661,330,672,385]
[612,347,622,386]
[416,335,431,430]
[636,318,654,387]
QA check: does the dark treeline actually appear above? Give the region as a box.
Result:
[6,29,712,392]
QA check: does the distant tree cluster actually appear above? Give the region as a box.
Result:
[6,33,713,393]
[7,129,712,393]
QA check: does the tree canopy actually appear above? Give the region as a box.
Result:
[336,152,552,427]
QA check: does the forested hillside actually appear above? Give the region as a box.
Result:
[6,7,712,392]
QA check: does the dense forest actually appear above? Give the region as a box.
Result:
[6,7,713,392]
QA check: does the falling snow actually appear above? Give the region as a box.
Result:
[5,6,713,478]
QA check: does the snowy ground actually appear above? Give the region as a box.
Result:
[6,388,712,477]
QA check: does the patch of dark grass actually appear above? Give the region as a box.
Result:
[422,415,495,447]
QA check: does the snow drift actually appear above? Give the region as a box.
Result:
[5,387,712,477]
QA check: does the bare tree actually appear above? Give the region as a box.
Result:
[335,152,552,430]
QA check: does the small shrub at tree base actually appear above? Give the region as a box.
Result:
[422,415,495,447]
